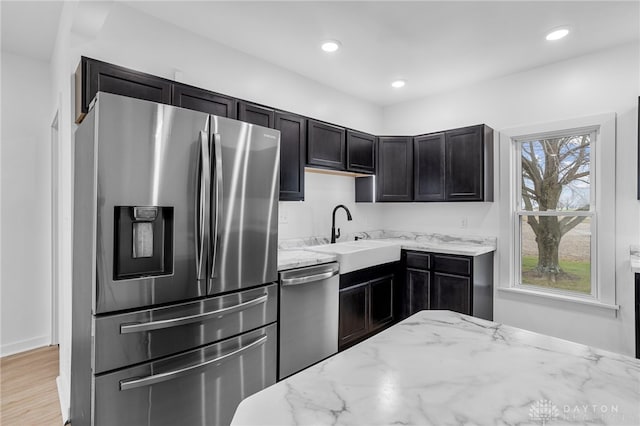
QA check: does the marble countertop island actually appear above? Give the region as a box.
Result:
[232,311,640,426]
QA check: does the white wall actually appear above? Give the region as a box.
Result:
[74,2,383,134]
[279,172,382,241]
[381,42,640,355]
[49,2,76,417]
[0,52,53,356]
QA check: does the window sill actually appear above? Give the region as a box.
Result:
[497,286,619,311]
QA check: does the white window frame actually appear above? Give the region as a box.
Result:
[498,114,618,311]
[514,129,597,298]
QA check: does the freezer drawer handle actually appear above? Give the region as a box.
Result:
[119,293,269,334]
[281,268,339,286]
[119,334,268,391]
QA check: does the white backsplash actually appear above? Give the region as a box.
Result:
[278,171,498,241]
[278,171,382,241]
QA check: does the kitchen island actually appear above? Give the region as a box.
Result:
[232,311,640,425]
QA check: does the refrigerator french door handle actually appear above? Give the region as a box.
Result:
[119,293,269,334]
[196,131,211,282]
[118,334,268,391]
[209,132,223,286]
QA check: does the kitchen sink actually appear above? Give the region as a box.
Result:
[305,240,400,274]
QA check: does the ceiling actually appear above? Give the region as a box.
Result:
[2,1,639,106]
[0,1,63,61]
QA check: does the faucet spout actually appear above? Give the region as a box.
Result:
[331,204,353,243]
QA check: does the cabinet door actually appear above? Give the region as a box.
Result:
[635,274,640,358]
[405,268,430,317]
[77,57,172,123]
[431,272,471,315]
[377,137,413,201]
[346,130,376,173]
[445,125,484,201]
[238,102,275,128]
[369,275,394,331]
[414,133,445,201]
[172,84,237,119]
[275,112,306,201]
[339,283,369,349]
[307,120,346,170]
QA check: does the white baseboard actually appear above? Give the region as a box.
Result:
[56,375,70,424]
[0,335,50,357]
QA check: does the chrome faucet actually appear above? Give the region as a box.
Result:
[331,204,352,243]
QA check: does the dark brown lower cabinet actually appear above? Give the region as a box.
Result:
[635,274,639,359]
[405,268,430,317]
[338,264,398,351]
[401,250,493,321]
[431,272,471,314]
[369,276,394,332]
[338,283,369,348]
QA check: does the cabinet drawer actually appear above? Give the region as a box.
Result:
[406,252,431,270]
[94,324,276,426]
[94,284,277,373]
[432,254,471,275]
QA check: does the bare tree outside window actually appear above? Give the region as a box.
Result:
[518,133,593,294]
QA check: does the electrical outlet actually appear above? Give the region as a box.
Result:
[461,217,468,229]
[279,211,288,224]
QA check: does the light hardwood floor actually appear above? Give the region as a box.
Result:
[1,346,63,425]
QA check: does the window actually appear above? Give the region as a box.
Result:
[498,113,617,310]
[515,131,595,297]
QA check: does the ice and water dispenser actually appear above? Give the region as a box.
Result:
[114,206,173,280]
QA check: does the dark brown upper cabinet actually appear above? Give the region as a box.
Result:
[346,130,376,174]
[75,58,493,204]
[414,133,446,201]
[307,120,346,170]
[237,102,275,128]
[75,57,172,123]
[377,136,413,202]
[445,125,493,201]
[172,83,237,119]
[275,112,306,201]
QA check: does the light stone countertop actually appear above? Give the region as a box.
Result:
[277,230,496,271]
[277,249,337,271]
[354,230,496,256]
[630,245,640,273]
[378,237,495,256]
[232,310,640,426]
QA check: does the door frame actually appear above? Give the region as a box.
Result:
[51,111,59,345]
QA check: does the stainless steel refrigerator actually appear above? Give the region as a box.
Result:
[70,92,280,426]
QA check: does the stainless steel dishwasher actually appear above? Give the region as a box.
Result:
[279,262,340,380]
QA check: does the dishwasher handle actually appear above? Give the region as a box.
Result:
[280,264,339,286]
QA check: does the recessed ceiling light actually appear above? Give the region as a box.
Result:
[391,80,406,88]
[546,28,570,41]
[321,40,341,53]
